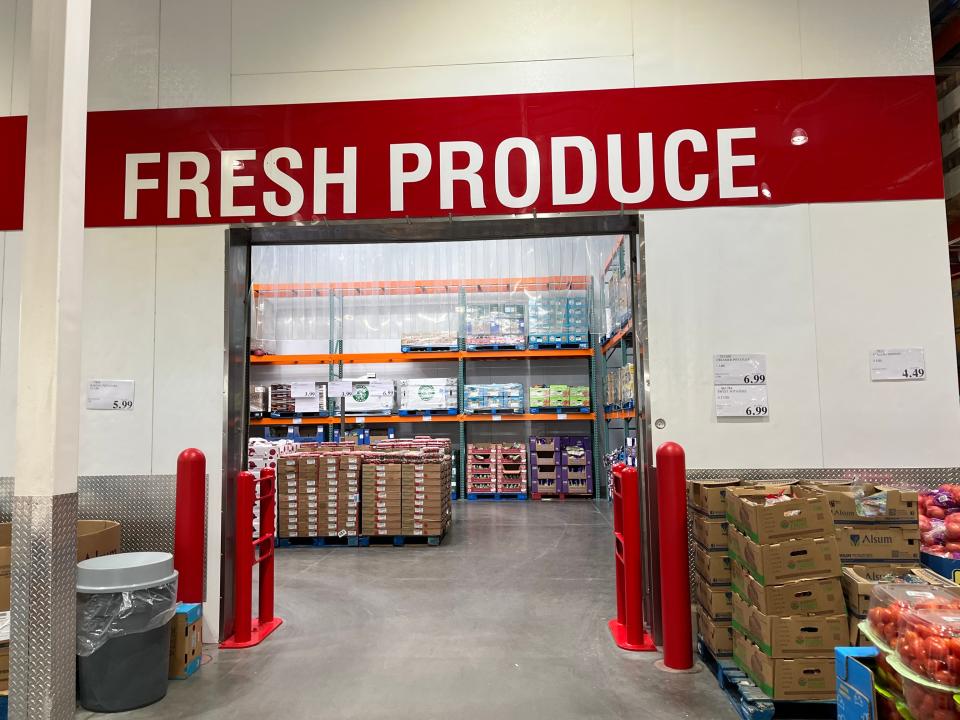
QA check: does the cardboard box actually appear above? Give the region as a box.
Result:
[688,479,741,518]
[692,514,729,551]
[695,544,731,586]
[841,564,953,617]
[732,632,835,701]
[731,594,846,658]
[169,602,202,679]
[731,559,846,617]
[835,525,919,563]
[0,641,7,692]
[698,607,733,657]
[796,484,918,526]
[697,575,733,619]
[728,526,841,586]
[726,486,834,544]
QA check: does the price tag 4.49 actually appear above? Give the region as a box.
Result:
[871,348,926,382]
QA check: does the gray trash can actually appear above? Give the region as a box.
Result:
[76,552,179,713]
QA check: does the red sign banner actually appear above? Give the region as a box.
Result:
[0,75,944,231]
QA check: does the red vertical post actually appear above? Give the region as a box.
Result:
[258,468,276,624]
[232,471,255,646]
[656,441,693,670]
[608,464,655,651]
[174,448,206,603]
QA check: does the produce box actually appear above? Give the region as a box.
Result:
[731,593,847,658]
[692,514,729,551]
[732,631,836,701]
[697,575,733,620]
[729,526,841,586]
[529,385,551,406]
[836,525,920,563]
[698,607,733,657]
[695,544,731,586]
[688,478,741,518]
[731,560,846,616]
[397,378,457,411]
[548,384,570,406]
[169,602,202,679]
[796,484,918,526]
[842,564,954,617]
[568,386,590,406]
[726,486,833,544]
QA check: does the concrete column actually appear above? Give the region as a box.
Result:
[10,0,90,718]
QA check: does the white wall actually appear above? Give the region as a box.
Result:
[0,0,956,638]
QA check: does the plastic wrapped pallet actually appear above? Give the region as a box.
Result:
[344,380,395,414]
[397,378,457,412]
[464,383,524,413]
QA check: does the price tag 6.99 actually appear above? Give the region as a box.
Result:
[713,354,767,385]
[715,385,769,418]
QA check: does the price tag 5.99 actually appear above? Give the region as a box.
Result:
[87,380,135,411]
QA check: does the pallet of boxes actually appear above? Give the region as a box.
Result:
[362,454,403,539]
[726,484,847,702]
[689,480,737,660]
[794,482,924,647]
[401,450,452,540]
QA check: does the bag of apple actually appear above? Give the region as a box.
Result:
[920,486,960,558]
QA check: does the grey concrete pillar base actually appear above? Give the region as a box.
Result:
[10,493,77,720]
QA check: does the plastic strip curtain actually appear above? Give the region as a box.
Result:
[250,235,618,353]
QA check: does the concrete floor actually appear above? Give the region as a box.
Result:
[82,501,734,720]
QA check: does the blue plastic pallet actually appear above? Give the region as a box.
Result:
[359,533,445,547]
[397,407,458,416]
[528,406,591,414]
[526,342,590,350]
[696,638,835,720]
[401,345,459,353]
[463,408,524,415]
[269,411,331,419]
[465,344,525,351]
[466,492,527,501]
[276,536,360,548]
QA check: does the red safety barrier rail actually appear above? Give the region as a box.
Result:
[220,469,283,649]
[174,448,206,603]
[656,442,694,671]
[608,462,656,651]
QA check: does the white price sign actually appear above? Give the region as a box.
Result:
[327,380,352,397]
[291,381,318,398]
[86,380,135,411]
[714,354,767,385]
[715,384,769,418]
[871,348,926,381]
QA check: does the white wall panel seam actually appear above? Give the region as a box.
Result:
[150,228,158,476]
[795,0,804,78]
[230,54,636,78]
[6,0,15,112]
[803,205,826,466]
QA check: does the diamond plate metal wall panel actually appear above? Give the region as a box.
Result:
[76,474,209,595]
[685,467,959,490]
[0,477,13,521]
[10,493,78,720]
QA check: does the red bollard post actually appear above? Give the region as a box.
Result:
[655,441,695,671]
[174,448,206,603]
[608,464,656,651]
[221,469,282,649]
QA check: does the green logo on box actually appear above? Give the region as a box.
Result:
[418,385,435,400]
[353,386,369,402]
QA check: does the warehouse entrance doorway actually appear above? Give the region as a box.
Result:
[220,214,655,644]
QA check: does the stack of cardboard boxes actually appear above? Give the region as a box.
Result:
[529,437,559,495]
[497,443,527,494]
[401,456,452,537]
[277,455,322,538]
[466,443,498,494]
[362,459,403,536]
[338,453,361,537]
[726,486,845,701]
[689,480,737,658]
[795,482,921,645]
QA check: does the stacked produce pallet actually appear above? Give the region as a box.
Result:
[463,383,524,414]
[689,480,736,659]
[726,485,845,701]
[276,455,323,538]
[361,458,403,537]
[559,437,592,496]
[497,443,527,495]
[401,455,452,538]
[529,437,560,496]
[466,443,497,494]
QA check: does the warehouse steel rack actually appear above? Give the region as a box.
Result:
[248,275,602,499]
